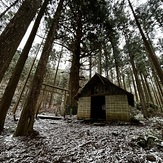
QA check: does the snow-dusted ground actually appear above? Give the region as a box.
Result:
[0,113,163,163]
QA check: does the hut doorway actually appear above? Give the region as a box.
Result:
[91,96,106,120]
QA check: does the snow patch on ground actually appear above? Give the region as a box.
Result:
[0,113,163,162]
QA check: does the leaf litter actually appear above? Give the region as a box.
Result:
[0,112,163,163]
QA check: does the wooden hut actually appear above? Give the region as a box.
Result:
[75,73,134,121]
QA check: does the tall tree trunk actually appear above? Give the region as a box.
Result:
[68,49,80,107]
[0,0,41,83]
[12,43,43,121]
[0,0,49,132]
[67,9,82,108]
[14,0,64,136]
[128,0,163,84]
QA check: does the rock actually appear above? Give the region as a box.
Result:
[161,142,163,146]
[137,137,147,148]
[146,154,156,162]
[146,136,155,148]
[134,113,145,121]
[86,129,90,136]
[112,132,118,136]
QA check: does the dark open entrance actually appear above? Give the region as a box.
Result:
[91,96,106,120]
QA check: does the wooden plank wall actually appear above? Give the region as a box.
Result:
[77,97,91,119]
[105,95,130,121]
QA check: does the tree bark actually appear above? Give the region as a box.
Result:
[14,0,64,136]
[0,0,49,132]
[0,0,41,83]
[68,49,80,107]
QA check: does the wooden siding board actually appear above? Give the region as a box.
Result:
[105,95,130,121]
[77,97,91,119]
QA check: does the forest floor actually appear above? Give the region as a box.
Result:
[0,110,163,163]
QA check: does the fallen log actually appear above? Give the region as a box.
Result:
[37,114,62,120]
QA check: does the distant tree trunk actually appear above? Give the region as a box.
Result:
[97,48,102,75]
[128,0,163,84]
[152,72,163,105]
[140,72,150,104]
[131,72,139,102]
[103,48,109,79]
[130,55,147,118]
[0,0,49,132]
[89,55,92,79]
[142,74,154,104]
[0,0,20,18]
[150,77,162,106]
[125,38,148,118]
[48,48,62,109]
[122,74,126,90]
[127,73,132,92]
[0,0,41,83]
[14,0,64,136]
[103,45,113,81]
[35,72,51,117]
[110,39,121,87]
[35,85,47,117]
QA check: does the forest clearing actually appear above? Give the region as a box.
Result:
[0,109,163,163]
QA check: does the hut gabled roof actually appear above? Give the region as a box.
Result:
[75,73,134,107]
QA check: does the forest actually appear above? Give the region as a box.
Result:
[0,0,163,162]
